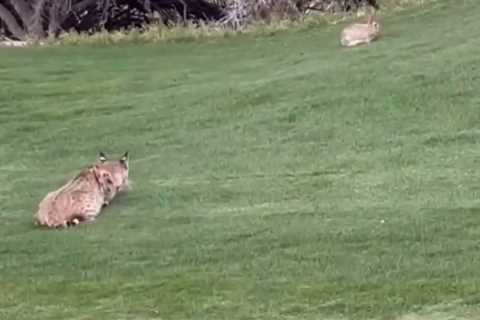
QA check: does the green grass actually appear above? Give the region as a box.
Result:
[1,0,480,319]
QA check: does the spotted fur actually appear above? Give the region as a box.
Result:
[35,152,129,228]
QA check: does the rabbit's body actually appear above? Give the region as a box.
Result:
[340,15,380,47]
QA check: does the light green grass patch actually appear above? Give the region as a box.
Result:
[1,0,480,319]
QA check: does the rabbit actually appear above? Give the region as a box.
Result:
[340,14,381,47]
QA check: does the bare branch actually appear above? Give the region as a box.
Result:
[30,0,49,38]
[9,0,33,27]
[0,3,26,39]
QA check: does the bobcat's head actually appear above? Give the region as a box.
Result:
[93,151,130,203]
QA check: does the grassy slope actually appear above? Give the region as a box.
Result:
[1,1,480,319]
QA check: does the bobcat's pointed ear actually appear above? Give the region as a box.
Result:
[98,152,107,163]
[120,152,129,167]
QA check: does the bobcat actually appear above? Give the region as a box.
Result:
[35,152,129,228]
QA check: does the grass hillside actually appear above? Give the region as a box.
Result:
[1,0,480,319]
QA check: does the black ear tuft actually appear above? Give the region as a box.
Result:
[98,152,107,163]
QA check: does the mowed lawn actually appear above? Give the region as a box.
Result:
[1,1,480,319]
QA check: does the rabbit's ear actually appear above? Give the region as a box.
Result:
[367,14,373,25]
[367,5,377,24]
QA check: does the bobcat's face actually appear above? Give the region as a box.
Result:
[94,152,130,203]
